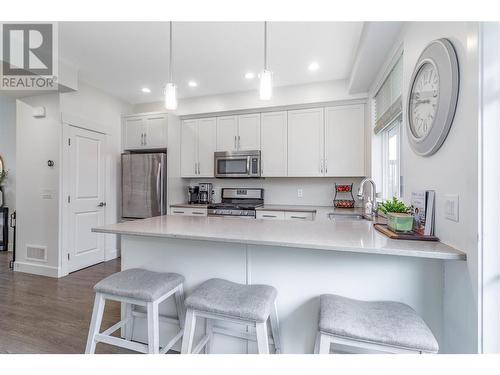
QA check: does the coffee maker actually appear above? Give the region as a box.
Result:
[198,183,213,204]
[187,186,200,204]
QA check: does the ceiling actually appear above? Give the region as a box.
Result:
[59,22,364,104]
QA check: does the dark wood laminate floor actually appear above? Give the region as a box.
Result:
[0,251,134,354]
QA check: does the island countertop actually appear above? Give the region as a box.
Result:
[93,215,466,261]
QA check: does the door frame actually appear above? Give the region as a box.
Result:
[60,113,109,277]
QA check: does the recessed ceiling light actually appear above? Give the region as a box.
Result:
[141,87,151,93]
[188,80,198,88]
[308,62,320,71]
[245,72,255,80]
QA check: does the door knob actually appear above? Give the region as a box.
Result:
[97,202,107,207]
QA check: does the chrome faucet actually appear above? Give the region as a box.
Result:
[357,178,378,218]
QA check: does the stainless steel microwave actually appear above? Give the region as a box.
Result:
[214,150,261,178]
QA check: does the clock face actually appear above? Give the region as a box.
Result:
[409,62,439,139]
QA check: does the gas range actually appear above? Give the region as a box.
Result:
[207,188,264,218]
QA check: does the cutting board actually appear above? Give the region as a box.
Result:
[374,223,439,241]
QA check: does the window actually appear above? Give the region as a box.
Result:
[382,117,401,199]
[373,54,403,199]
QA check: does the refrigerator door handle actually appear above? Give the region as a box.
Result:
[156,161,162,212]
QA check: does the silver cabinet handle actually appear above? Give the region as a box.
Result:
[290,216,306,219]
[238,135,241,150]
[192,211,204,215]
[263,215,277,218]
[141,133,144,145]
[172,210,184,214]
[234,135,237,149]
[198,162,201,175]
[320,160,324,174]
[144,132,147,145]
[194,162,197,175]
[325,159,328,174]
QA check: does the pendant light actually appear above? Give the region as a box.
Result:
[259,21,273,100]
[165,21,178,110]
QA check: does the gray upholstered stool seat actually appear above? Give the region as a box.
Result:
[94,268,184,302]
[181,278,281,354]
[317,294,439,353]
[185,278,277,322]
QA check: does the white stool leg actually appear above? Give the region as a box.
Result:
[85,293,105,354]
[124,303,134,341]
[174,284,186,329]
[181,308,196,354]
[269,302,281,354]
[147,302,160,354]
[318,333,331,354]
[256,321,270,354]
[204,318,213,354]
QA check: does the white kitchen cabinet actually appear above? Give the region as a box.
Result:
[123,113,168,150]
[324,105,365,176]
[256,211,285,220]
[216,116,238,151]
[284,211,314,221]
[181,118,216,178]
[237,113,261,150]
[287,108,325,177]
[170,207,207,216]
[216,114,260,151]
[261,111,287,177]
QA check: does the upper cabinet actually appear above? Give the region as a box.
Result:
[123,113,168,150]
[261,111,287,177]
[287,108,325,177]
[324,105,365,177]
[216,114,261,151]
[181,117,217,178]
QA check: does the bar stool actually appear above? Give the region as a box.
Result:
[85,268,185,354]
[315,294,439,354]
[181,278,281,354]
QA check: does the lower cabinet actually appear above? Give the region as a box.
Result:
[170,207,207,216]
[256,210,314,221]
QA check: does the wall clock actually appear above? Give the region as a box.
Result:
[407,38,459,156]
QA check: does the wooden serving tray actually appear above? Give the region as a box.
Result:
[374,224,439,242]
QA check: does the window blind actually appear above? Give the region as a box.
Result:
[374,56,403,135]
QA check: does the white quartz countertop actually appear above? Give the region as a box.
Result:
[93,215,466,261]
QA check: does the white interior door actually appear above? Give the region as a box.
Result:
[68,126,106,272]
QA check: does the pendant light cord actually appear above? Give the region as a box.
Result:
[264,21,268,70]
[169,21,173,82]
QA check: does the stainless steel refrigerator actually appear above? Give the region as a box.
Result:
[122,152,167,219]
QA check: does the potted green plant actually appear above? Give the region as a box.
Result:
[379,197,413,233]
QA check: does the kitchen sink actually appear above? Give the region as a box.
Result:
[328,212,365,221]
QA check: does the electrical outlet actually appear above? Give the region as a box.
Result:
[297,189,303,198]
[444,194,459,222]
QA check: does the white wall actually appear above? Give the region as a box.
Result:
[369,22,480,353]
[0,96,16,250]
[134,80,367,116]
[60,81,132,263]
[15,94,61,276]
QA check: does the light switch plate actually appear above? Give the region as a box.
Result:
[444,194,459,222]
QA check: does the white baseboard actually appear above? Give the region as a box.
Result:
[105,248,119,261]
[14,261,61,278]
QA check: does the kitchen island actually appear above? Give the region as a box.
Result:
[93,214,465,353]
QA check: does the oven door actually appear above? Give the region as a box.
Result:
[215,151,261,178]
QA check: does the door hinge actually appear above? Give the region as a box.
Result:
[68,138,71,146]
[67,195,71,203]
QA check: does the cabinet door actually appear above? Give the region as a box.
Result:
[237,113,261,150]
[216,116,238,151]
[324,105,365,176]
[287,108,325,177]
[261,111,287,176]
[181,119,199,177]
[197,117,217,177]
[123,117,145,150]
[144,115,168,148]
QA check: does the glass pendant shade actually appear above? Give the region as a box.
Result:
[164,82,178,110]
[259,69,273,100]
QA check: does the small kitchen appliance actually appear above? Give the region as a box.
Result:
[198,183,214,204]
[207,188,264,218]
[187,186,200,204]
[214,150,261,178]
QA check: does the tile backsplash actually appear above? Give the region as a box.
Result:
[187,177,365,207]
